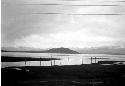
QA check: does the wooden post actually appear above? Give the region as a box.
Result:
[51,56,52,66]
[25,57,26,66]
[40,57,41,66]
[82,58,83,64]
[54,60,55,65]
[68,57,69,62]
[60,62,61,66]
[91,57,92,64]
[29,61,30,66]
[95,57,96,63]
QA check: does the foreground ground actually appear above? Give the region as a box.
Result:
[2,64,125,86]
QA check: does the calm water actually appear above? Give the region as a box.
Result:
[2,52,125,68]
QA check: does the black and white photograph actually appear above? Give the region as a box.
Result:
[1,0,125,86]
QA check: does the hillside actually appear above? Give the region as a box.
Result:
[45,47,80,54]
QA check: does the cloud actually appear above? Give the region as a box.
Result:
[2,0,125,48]
[13,29,124,48]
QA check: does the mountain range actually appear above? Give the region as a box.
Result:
[72,46,125,55]
[1,46,125,55]
[1,47,79,54]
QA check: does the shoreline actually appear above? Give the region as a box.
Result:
[1,56,60,62]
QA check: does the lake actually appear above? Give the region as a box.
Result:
[1,52,125,68]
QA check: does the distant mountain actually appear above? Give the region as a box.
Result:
[1,47,80,54]
[45,47,80,54]
[2,46,125,55]
[73,47,125,55]
[1,47,47,52]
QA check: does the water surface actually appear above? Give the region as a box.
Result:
[2,52,125,68]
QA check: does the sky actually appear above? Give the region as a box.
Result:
[1,0,125,48]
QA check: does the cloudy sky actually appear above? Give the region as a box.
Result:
[2,0,125,48]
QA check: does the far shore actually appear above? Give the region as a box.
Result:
[2,50,125,55]
[1,56,60,62]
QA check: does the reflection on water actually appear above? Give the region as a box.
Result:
[2,52,125,68]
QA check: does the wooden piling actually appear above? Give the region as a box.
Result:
[82,58,83,64]
[91,57,92,64]
[95,57,96,63]
[54,60,55,65]
[40,57,41,66]
[51,56,52,66]
[25,57,26,66]
[68,57,69,62]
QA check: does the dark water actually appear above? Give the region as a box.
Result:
[2,52,125,68]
